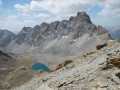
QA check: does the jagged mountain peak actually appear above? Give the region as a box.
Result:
[20,27,33,33]
[69,12,92,24]
[7,12,110,54]
[41,22,49,26]
[77,12,86,16]
[15,12,108,45]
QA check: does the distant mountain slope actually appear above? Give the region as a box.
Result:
[0,50,16,85]
[0,50,16,68]
[108,25,120,39]
[111,29,120,39]
[7,12,110,54]
[0,29,16,47]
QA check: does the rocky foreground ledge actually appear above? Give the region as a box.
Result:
[12,40,120,90]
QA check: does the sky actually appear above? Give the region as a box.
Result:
[0,0,120,33]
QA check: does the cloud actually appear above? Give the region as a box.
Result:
[0,19,38,34]
[98,0,120,17]
[7,15,17,21]
[15,0,97,15]
[34,13,50,19]
[29,0,87,14]
[13,0,103,25]
[15,4,30,12]
[14,0,120,18]
[0,14,39,33]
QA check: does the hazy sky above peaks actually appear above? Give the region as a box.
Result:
[0,0,120,33]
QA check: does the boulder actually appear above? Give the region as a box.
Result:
[107,57,120,69]
[106,51,120,69]
[115,72,120,79]
[96,43,108,50]
[55,60,73,70]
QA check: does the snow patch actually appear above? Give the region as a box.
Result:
[62,35,68,38]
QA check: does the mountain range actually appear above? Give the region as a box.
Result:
[1,12,110,55]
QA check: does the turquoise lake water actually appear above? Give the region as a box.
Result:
[32,63,51,72]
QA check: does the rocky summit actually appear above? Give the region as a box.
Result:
[0,12,119,90]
